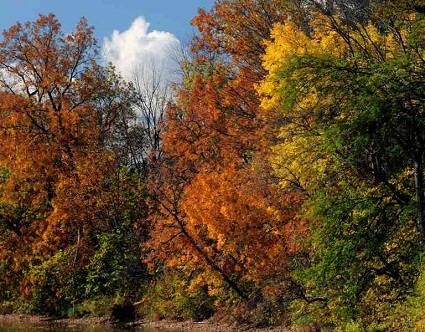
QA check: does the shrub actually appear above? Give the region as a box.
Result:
[138,270,215,321]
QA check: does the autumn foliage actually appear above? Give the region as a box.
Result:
[2,2,425,330]
[145,1,309,314]
[0,14,145,313]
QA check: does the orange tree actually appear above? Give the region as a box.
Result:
[145,0,310,322]
[0,14,146,313]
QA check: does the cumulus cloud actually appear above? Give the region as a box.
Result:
[102,17,180,83]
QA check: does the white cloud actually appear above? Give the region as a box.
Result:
[102,17,180,83]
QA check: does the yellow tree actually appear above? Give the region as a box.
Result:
[258,2,425,327]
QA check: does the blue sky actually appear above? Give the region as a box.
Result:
[0,0,215,81]
[0,0,215,41]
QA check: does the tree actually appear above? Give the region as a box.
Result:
[0,14,142,309]
[129,60,172,171]
[145,1,310,317]
[258,2,425,327]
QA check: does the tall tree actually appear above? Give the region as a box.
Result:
[146,0,309,311]
[0,14,139,305]
[258,2,425,326]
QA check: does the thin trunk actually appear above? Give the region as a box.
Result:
[160,200,248,299]
[414,158,425,236]
[73,224,81,266]
[178,221,248,299]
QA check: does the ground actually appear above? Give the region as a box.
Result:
[0,314,316,331]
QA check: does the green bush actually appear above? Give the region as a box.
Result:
[387,256,425,331]
[22,248,85,315]
[85,230,148,299]
[138,270,215,321]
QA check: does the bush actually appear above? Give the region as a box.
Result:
[0,301,14,315]
[138,270,215,321]
[22,248,85,315]
[85,231,148,299]
[388,256,425,331]
[76,297,115,317]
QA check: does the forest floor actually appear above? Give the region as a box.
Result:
[143,320,294,331]
[0,314,305,331]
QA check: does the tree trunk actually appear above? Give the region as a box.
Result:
[414,158,425,236]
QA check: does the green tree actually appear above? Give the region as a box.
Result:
[259,2,425,328]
